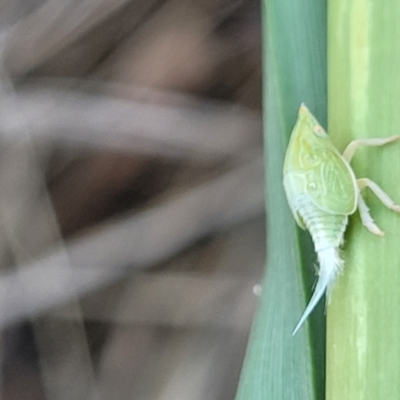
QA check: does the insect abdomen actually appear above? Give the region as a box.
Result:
[294,195,348,252]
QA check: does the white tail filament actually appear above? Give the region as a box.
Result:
[292,247,343,335]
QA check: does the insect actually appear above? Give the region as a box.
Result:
[283,104,400,335]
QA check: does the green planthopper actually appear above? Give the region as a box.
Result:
[283,104,400,335]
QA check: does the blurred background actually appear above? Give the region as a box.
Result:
[0,0,264,399]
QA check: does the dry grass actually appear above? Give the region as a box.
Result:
[0,1,263,399]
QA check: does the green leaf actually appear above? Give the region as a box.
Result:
[236,0,327,399]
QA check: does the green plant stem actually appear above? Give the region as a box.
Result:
[327,1,400,399]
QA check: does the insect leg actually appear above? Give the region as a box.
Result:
[342,136,400,163]
[358,178,400,212]
[356,194,384,236]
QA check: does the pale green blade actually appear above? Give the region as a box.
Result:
[235,0,327,399]
[327,2,400,399]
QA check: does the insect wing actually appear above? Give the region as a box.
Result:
[283,106,357,216]
[302,145,356,214]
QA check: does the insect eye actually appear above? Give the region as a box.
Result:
[314,124,327,138]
